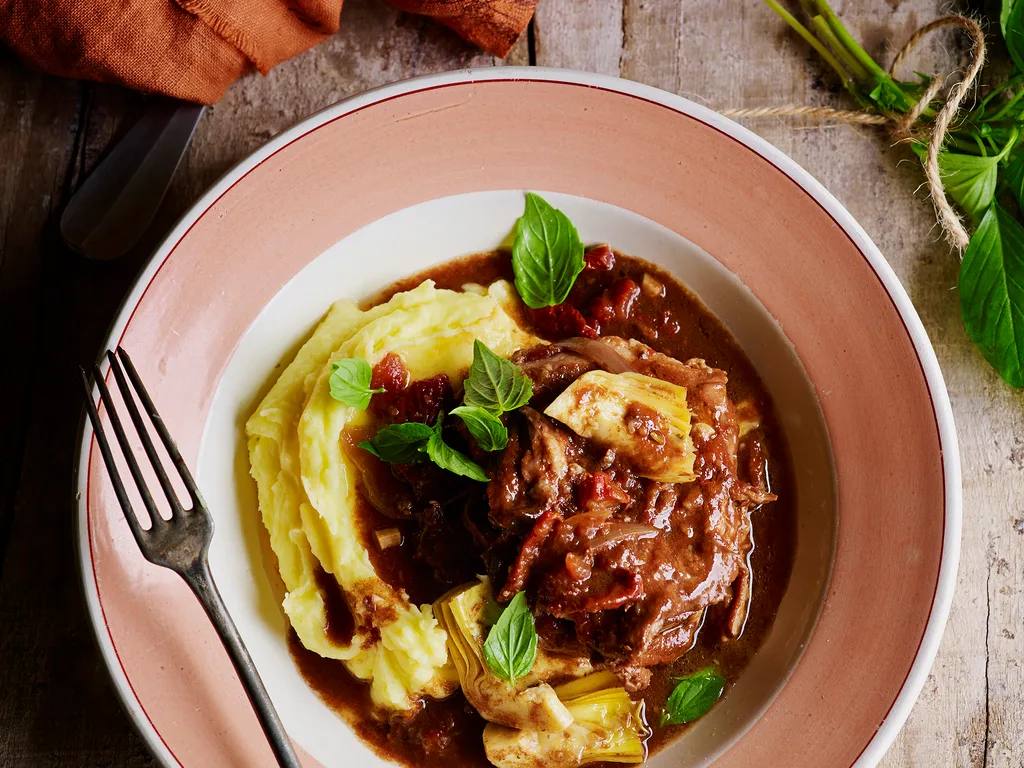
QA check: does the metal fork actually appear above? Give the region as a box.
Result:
[80,348,301,768]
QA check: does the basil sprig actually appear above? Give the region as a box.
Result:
[359,412,488,482]
[960,204,1024,388]
[512,193,585,309]
[358,422,433,464]
[482,591,538,685]
[660,667,726,726]
[425,416,489,481]
[766,0,1024,388]
[329,358,385,409]
[463,340,532,413]
[451,340,533,452]
[450,405,508,451]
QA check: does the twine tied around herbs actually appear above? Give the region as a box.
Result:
[721,15,986,252]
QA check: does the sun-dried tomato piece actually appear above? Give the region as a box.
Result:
[576,471,631,512]
[371,352,409,393]
[608,278,641,320]
[586,296,616,330]
[530,304,598,340]
[584,244,615,271]
[370,353,454,425]
[499,508,562,601]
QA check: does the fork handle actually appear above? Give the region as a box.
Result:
[185,560,302,768]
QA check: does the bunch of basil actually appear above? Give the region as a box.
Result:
[767,0,1024,388]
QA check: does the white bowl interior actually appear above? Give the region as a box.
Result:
[197,190,837,768]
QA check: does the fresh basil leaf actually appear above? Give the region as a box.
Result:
[1004,151,1024,211]
[512,193,586,308]
[329,358,384,409]
[911,138,1015,224]
[959,204,1024,388]
[359,422,433,463]
[482,591,537,685]
[463,340,533,413]
[451,405,508,451]
[1008,0,1024,71]
[661,667,726,726]
[939,152,1001,222]
[360,414,488,479]
[426,415,490,482]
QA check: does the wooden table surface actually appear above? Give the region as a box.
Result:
[1,0,1021,765]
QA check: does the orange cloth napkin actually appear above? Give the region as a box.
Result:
[0,0,536,104]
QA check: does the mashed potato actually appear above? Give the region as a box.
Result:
[246,280,537,710]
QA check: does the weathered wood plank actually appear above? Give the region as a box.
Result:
[0,55,157,765]
[0,52,80,567]
[533,0,624,74]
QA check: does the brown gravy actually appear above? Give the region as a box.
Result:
[289,250,797,766]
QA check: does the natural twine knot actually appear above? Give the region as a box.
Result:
[721,15,986,252]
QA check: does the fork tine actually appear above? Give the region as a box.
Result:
[107,350,184,514]
[90,362,165,529]
[116,347,204,507]
[80,367,149,548]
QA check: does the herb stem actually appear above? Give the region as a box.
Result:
[762,0,853,84]
[812,0,888,82]
[978,73,1024,114]
[811,16,870,82]
[946,134,985,155]
[997,127,1020,161]
[990,88,1024,122]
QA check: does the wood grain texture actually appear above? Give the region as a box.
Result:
[0,0,1020,765]
[533,0,622,73]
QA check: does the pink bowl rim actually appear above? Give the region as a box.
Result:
[72,67,962,768]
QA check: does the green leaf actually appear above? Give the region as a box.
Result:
[939,152,1001,222]
[329,358,384,409]
[463,340,533,414]
[482,591,538,685]
[868,80,902,112]
[911,135,1016,224]
[660,667,726,726]
[358,422,433,464]
[512,193,586,308]
[1007,0,1024,72]
[426,414,489,482]
[360,414,488,479]
[1004,151,1024,211]
[451,405,509,451]
[959,204,1024,388]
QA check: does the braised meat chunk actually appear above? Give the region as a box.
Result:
[486,408,586,532]
[487,337,776,669]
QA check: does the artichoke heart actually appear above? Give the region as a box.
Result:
[544,370,696,483]
[434,580,591,731]
[483,671,650,768]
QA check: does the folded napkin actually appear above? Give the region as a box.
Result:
[1,0,537,103]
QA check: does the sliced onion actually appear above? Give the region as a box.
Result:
[374,528,403,550]
[587,523,659,551]
[641,272,666,298]
[562,511,614,529]
[558,337,632,374]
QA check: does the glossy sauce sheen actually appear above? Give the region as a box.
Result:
[290,250,797,766]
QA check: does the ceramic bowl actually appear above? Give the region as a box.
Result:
[75,68,960,768]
